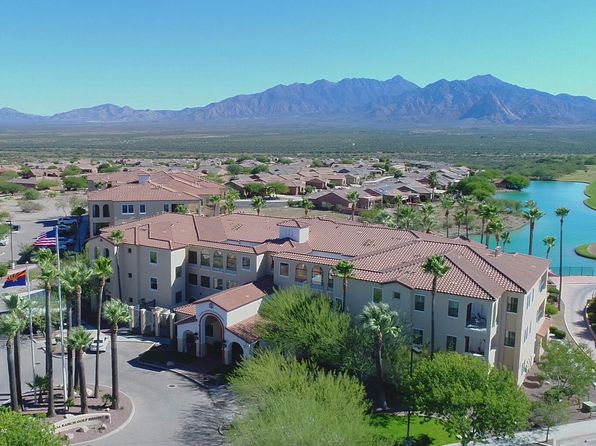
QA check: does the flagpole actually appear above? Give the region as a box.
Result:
[26,263,37,404]
[54,226,67,406]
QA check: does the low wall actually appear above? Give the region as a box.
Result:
[54,412,111,433]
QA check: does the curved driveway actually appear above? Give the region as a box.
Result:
[561,276,596,358]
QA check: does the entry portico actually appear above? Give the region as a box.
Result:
[176,279,270,365]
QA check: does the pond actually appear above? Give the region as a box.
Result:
[475,181,595,273]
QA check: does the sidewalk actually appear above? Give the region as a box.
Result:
[445,418,596,445]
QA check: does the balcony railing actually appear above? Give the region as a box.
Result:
[465,316,487,330]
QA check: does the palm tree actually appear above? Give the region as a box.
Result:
[439,195,455,238]
[428,171,439,201]
[35,247,58,417]
[102,299,132,409]
[0,312,25,411]
[67,327,93,414]
[92,256,113,398]
[422,255,451,359]
[476,203,498,245]
[543,236,556,259]
[3,293,28,407]
[523,205,545,255]
[500,231,511,253]
[251,196,267,216]
[360,303,400,410]
[301,197,314,217]
[333,260,354,310]
[224,190,239,215]
[420,203,435,233]
[209,195,221,216]
[555,207,569,310]
[485,218,504,250]
[398,207,417,230]
[346,191,360,221]
[108,230,125,301]
[454,210,465,237]
[459,196,476,239]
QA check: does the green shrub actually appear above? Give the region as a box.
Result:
[36,178,60,191]
[545,303,559,317]
[549,326,566,339]
[22,188,41,200]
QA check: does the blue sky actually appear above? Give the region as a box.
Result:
[1,1,595,115]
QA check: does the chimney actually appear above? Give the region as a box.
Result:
[278,220,310,243]
[494,246,501,256]
[139,174,150,184]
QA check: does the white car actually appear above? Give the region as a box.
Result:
[0,236,7,246]
[88,334,109,353]
[58,217,77,226]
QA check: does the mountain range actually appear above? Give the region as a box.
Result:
[3,74,596,126]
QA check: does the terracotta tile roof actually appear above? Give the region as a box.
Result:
[175,315,197,325]
[174,302,197,317]
[197,277,273,312]
[536,318,551,338]
[98,214,549,301]
[227,315,262,343]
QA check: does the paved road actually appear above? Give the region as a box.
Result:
[0,335,233,446]
[561,276,596,358]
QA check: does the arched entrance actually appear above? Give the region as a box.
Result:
[200,313,224,360]
[230,342,244,365]
[183,330,196,356]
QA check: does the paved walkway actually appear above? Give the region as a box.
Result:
[559,276,596,357]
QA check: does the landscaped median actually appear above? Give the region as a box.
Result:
[370,414,456,445]
[575,243,596,260]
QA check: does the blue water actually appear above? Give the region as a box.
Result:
[473,181,595,271]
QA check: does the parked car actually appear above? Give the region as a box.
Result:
[58,217,77,226]
[88,333,109,353]
[0,236,7,246]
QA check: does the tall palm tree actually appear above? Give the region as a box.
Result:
[3,293,28,407]
[459,196,476,239]
[398,207,417,230]
[360,303,400,410]
[439,195,455,238]
[454,210,465,237]
[35,248,59,417]
[102,299,132,409]
[108,230,125,301]
[476,203,498,245]
[555,207,570,311]
[346,191,360,221]
[500,231,511,253]
[333,260,354,310]
[92,256,113,398]
[251,196,267,216]
[0,312,25,411]
[485,218,504,250]
[67,327,93,414]
[420,203,435,233]
[209,195,221,216]
[427,171,439,201]
[543,236,556,259]
[422,255,451,359]
[523,205,545,255]
[224,190,239,215]
[301,197,314,217]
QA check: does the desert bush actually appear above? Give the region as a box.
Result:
[19,201,43,213]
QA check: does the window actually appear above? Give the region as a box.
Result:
[505,331,516,347]
[311,266,323,287]
[226,280,236,289]
[121,204,134,214]
[127,248,132,254]
[295,263,307,283]
[414,294,425,311]
[128,273,132,278]
[103,248,110,258]
[448,300,459,318]
[188,251,198,264]
[150,277,158,290]
[188,273,198,285]
[373,288,383,303]
[200,250,210,267]
[139,204,146,214]
[92,204,100,218]
[507,296,518,313]
[413,329,424,346]
[215,278,224,290]
[393,291,401,299]
[539,273,547,292]
[200,275,210,288]
[327,271,334,290]
[205,324,214,337]
[102,204,110,217]
[175,266,182,278]
[280,262,290,277]
[163,204,170,212]
[213,251,223,269]
[175,291,182,303]
[149,251,158,264]
[241,257,251,270]
[226,253,237,272]
[446,335,457,351]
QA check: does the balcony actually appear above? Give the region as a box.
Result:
[465,336,486,357]
[465,302,488,331]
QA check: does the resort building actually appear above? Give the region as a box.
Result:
[87,170,226,235]
[88,213,550,383]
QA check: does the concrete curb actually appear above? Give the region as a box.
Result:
[583,301,596,344]
[70,389,136,446]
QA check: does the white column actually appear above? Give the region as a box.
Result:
[140,309,146,335]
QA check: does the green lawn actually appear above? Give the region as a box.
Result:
[575,243,596,260]
[558,165,596,183]
[584,181,596,210]
[370,414,456,446]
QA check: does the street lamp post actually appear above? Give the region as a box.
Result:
[3,219,15,269]
[404,346,422,446]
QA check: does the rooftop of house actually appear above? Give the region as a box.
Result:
[97,213,549,301]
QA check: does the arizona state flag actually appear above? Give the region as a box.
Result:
[3,269,26,288]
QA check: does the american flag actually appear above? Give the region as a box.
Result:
[34,228,57,247]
